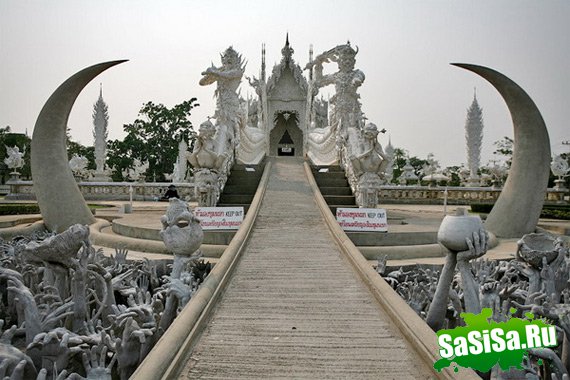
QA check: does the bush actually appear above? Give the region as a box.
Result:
[0,203,40,215]
[470,203,570,220]
[0,203,106,216]
[470,204,494,214]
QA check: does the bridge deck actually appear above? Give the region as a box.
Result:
[182,158,434,379]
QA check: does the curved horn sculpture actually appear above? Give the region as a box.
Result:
[452,63,550,238]
[31,60,128,232]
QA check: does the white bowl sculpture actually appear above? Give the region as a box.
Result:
[437,208,483,252]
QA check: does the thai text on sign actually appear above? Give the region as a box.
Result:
[336,207,388,232]
[194,207,244,230]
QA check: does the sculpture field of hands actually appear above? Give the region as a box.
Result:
[380,229,570,379]
[0,221,210,379]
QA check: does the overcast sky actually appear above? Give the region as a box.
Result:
[1,0,568,167]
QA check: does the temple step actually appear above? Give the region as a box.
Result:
[323,195,357,205]
[315,178,350,187]
[319,186,353,196]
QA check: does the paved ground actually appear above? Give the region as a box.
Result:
[182,158,434,379]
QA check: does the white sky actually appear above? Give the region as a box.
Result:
[1,0,568,167]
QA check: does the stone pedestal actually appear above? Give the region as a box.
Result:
[8,171,21,182]
[554,179,567,191]
[466,177,481,187]
[89,172,112,182]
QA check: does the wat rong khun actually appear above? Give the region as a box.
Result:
[0,37,569,379]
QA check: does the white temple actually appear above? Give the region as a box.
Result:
[189,35,390,208]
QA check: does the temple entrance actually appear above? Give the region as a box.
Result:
[269,111,303,157]
[277,130,295,156]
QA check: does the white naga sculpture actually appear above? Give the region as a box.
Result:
[68,154,89,180]
[4,145,25,173]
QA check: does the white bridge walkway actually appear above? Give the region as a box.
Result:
[182,158,434,379]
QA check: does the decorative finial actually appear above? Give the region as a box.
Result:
[281,33,294,62]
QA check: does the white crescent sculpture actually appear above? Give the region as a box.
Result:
[452,63,551,238]
[31,60,127,232]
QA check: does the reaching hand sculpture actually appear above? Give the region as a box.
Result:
[0,220,211,378]
[426,209,487,331]
[159,199,203,332]
[379,228,570,376]
[159,198,203,258]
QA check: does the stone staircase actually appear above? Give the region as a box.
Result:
[311,165,358,214]
[217,161,265,214]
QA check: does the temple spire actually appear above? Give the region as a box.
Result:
[465,90,484,180]
[261,43,266,81]
[92,86,109,178]
[281,33,294,63]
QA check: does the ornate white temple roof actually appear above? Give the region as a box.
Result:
[266,34,308,96]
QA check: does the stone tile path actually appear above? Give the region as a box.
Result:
[182,158,434,379]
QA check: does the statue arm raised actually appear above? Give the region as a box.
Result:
[201,67,243,80]
[314,72,335,89]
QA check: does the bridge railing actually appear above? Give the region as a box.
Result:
[378,185,567,205]
[4,179,567,205]
[4,180,198,202]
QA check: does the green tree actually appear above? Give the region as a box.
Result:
[390,147,407,183]
[66,129,95,170]
[409,156,429,177]
[493,136,514,168]
[443,166,461,186]
[107,99,198,182]
[389,148,431,184]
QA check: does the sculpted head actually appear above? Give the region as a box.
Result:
[363,123,379,142]
[221,46,241,69]
[336,43,357,72]
[198,118,216,139]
